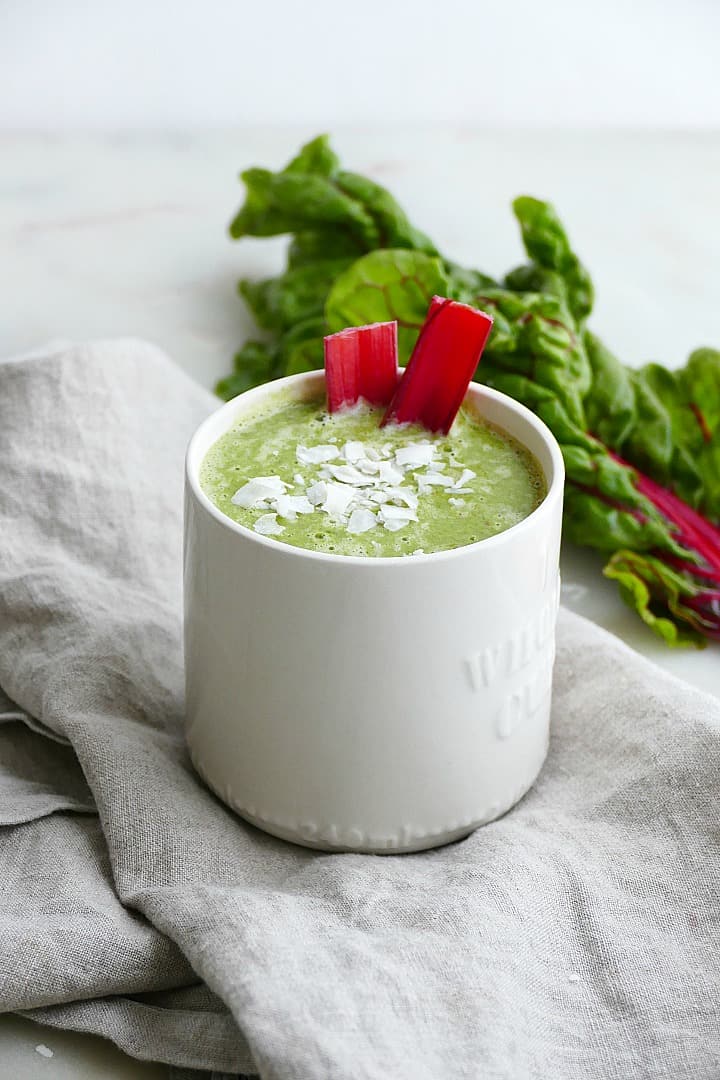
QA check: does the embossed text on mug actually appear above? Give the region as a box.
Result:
[493,647,554,739]
[464,591,558,691]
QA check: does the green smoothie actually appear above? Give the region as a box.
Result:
[200,390,546,557]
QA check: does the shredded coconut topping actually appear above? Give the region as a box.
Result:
[296,444,339,465]
[253,513,284,536]
[395,443,436,468]
[378,504,417,521]
[275,494,314,521]
[231,477,288,509]
[328,463,376,486]
[342,440,366,463]
[231,430,479,543]
[322,482,357,518]
[454,468,477,489]
[306,481,327,506]
[347,508,378,534]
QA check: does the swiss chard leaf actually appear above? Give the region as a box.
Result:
[581,337,720,523]
[277,318,325,375]
[229,166,380,245]
[283,134,339,177]
[325,250,449,362]
[334,171,437,254]
[622,352,720,521]
[582,332,637,447]
[239,259,354,333]
[503,264,569,307]
[288,231,366,268]
[562,478,690,558]
[603,550,709,647]
[229,134,437,255]
[216,319,324,400]
[445,262,497,301]
[474,287,592,433]
[223,135,720,649]
[216,341,277,401]
[512,196,594,323]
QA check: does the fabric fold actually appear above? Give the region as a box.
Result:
[20,985,255,1075]
[0,722,95,825]
[0,340,718,1080]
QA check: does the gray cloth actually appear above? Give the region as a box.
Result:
[0,340,719,1080]
[20,985,253,1075]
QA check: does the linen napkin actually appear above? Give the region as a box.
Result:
[0,340,718,1080]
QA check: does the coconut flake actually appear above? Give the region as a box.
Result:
[379,504,418,520]
[275,494,314,521]
[376,461,404,485]
[254,475,287,491]
[454,469,476,489]
[416,473,455,492]
[448,496,467,508]
[322,482,357,518]
[328,463,376,487]
[253,513,284,536]
[347,508,378,534]
[382,486,419,509]
[342,440,366,463]
[378,504,418,525]
[355,458,381,475]
[231,477,287,509]
[395,443,436,468]
[382,518,409,532]
[296,444,340,465]
[306,481,328,506]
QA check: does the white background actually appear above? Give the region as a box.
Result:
[2,0,720,129]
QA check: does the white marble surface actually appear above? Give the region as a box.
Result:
[1,129,719,1076]
[0,1015,165,1079]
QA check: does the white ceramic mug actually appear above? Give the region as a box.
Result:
[184,372,564,853]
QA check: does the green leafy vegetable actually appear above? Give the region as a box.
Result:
[240,259,354,333]
[288,231,366,268]
[229,134,437,254]
[623,350,720,518]
[216,318,325,401]
[604,551,711,648]
[223,135,720,648]
[511,196,594,323]
[326,250,449,362]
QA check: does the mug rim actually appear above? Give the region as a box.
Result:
[185,371,565,568]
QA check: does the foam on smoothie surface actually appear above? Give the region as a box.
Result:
[200,391,546,557]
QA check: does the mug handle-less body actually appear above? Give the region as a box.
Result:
[184,373,564,853]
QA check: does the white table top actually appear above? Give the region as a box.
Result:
[1,129,718,1076]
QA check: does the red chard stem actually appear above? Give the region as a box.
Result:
[382,297,494,433]
[324,321,399,413]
